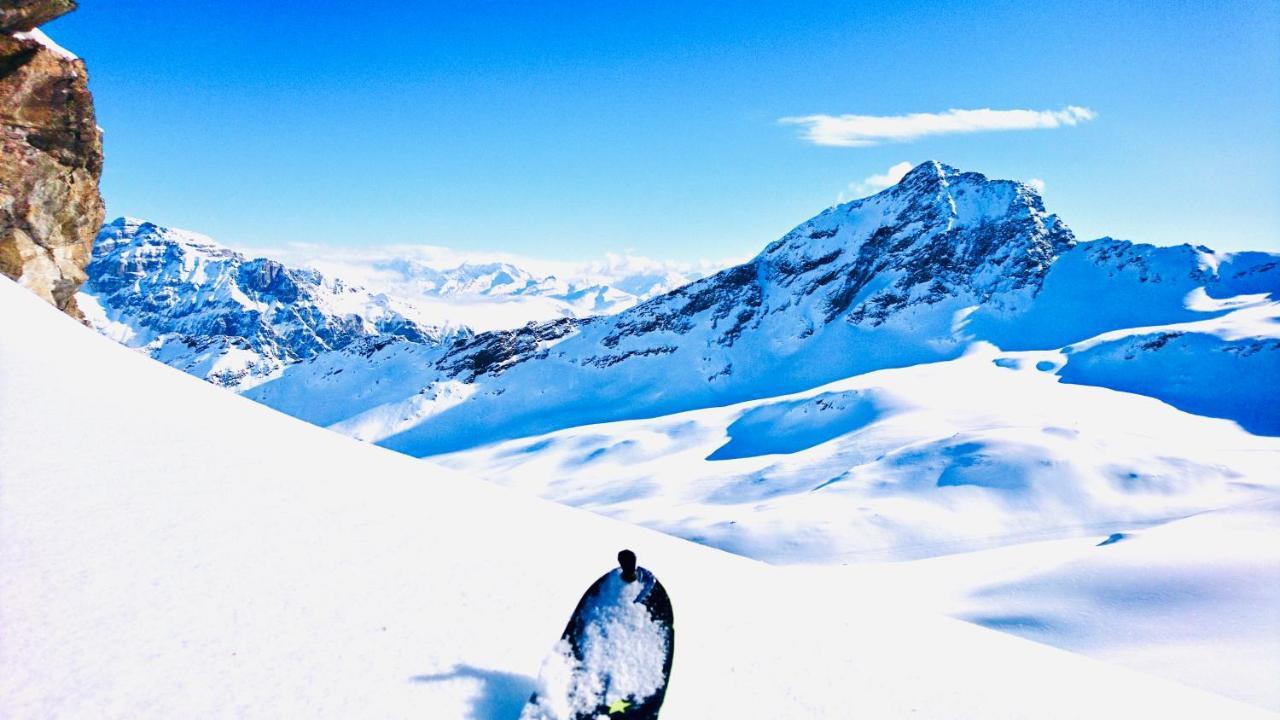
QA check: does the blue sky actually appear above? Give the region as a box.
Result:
[47,0,1279,261]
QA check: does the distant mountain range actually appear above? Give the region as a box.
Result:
[228,239,722,331]
[78,218,714,388]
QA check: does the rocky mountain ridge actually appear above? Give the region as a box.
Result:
[80,218,465,388]
[424,162,1076,390]
[239,162,1277,454]
[80,162,1279,449]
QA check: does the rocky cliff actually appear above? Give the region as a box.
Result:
[0,0,103,318]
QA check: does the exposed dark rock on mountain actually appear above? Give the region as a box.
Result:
[0,0,103,318]
[429,162,1075,385]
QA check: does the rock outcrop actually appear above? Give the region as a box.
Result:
[1,0,103,318]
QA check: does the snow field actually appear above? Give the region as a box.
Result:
[4,277,1274,718]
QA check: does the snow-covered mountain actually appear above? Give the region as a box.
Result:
[78,218,720,386]
[240,243,721,331]
[243,161,1279,455]
[78,218,467,388]
[5,276,1275,717]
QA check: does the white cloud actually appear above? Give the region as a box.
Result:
[780,106,1096,147]
[848,161,915,198]
[1026,178,1046,193]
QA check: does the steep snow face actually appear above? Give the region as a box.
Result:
[79,218,464,388]
[966,239,1280,348]
[5,276,1276,719]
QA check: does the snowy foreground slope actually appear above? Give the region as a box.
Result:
[868,500,1280,710]
[3,277,1274,718]
[437,339,1280,707]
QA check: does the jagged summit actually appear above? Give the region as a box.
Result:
[894,158,957,189]
[95,216,236,262]
[748,160,1075,328]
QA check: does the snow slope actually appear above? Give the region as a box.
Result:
[4,276,1274,718]
[434,336,1280,707]
[437,342,1280,564]
[866,499,1280,710]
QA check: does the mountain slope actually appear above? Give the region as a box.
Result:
[848,499,1280,709]
[3,275,1275,718]
[243,162,1279,455]
[438,341,1280,564]
[79,218,463,388]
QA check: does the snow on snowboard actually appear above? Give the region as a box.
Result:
[521,550,674,720]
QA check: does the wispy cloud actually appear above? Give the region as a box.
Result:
[780,106,1096,147]
[836,161,916,203]
[1026,178,1046,193]
[855,161,915,195]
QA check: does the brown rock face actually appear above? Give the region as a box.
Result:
[0,0,103,319]
[0,0,75,33]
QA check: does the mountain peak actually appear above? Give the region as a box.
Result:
[897,160,961,188]
[758,162,1075,325]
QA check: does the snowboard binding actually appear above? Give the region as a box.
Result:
[619,548,637,583]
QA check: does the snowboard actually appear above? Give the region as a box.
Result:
[520,550,674,720]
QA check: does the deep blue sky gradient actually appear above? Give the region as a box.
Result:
[45,0,1280,260]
